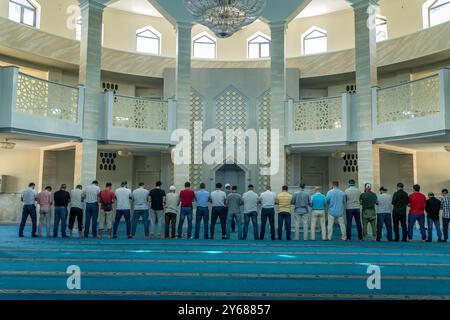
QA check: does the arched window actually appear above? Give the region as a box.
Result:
[9,0,39,27]
[192,32,216,59]
[247,33,271,59]
[376,16,388,42]
[423,0,450,28]
[136,26,161,55]
[301,27,327,55]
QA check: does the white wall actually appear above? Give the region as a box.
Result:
[416,152,450,194]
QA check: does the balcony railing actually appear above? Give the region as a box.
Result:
[287,94,350,146]
[112,95,169,131]
[15,73,79,122]
[377,74,440,124]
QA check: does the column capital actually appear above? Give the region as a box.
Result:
[176,21,193,32]
[348,0,379,10]
[79,0,106,12]
[269,20,288,32]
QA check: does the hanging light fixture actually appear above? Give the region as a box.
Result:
[183,0,267,38]
[118,149,132,157]
[0,139,16,150]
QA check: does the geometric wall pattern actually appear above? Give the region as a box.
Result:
[258,90,271,192]
[294,96,342,131]
[189,90,204,188]
[16,73,78,122]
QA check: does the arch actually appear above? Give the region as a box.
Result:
[136,25,161,55]
[192,31,217,59]
[247,32,271,59]
[8,0,41,28]
[301,26,327,55]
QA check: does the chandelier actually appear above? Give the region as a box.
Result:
[0,139,16,150]
[183,0,267,38]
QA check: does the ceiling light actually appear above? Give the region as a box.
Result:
[0,139,16,150]
[118,149,132,157]
[444,145,450,152]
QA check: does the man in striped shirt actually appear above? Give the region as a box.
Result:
[441,189,450,242]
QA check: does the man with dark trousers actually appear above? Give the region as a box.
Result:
[210,183,228,239]
[425,192,444,242]
[392,182,409,242]
[259,185,277,240]
[19,182,38,238]
[53,184,71,238]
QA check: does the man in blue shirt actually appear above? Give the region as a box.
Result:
[194,183,210,239]
[326,181,347,241]
[310,187,327,241]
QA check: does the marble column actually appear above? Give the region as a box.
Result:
[173,22,192,189]
[269,21,287,192]
[349,0,379,190]
[77,0,104,186]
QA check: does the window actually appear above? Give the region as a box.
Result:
[75,17,82,41]
[192,32,216,59]
[247,33,270,59]
[302,27,327,55]
[429,0,450,27]
[136,26,161,55]
[376,16,388,42]
[9,0,39,27]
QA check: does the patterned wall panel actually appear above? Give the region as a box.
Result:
[258,90,271,192]
[216,86,248,131]
[189,90,204,188]
[16,73,78,122]
[112,95,168,131]
[294,96,342,131]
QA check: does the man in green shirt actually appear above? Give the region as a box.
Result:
[360,183,377,241]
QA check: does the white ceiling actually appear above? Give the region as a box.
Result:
[297,0,351,18]
[109,0,163,17]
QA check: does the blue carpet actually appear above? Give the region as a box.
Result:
[1,223,450,300]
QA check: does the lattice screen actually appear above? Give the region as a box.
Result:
[258,90,271,192]
[189,90,204,188]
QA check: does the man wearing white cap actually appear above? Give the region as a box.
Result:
[165,186,179,239]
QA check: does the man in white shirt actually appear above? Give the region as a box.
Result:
[19,182,38,238]
[242,185,259,240]
[259,185,276,240]
[82,180,100,238]
[131,182,150,238]
[344,179,363,241]
[376,187,393,241]
[113,181,132,239]
[210,183,228,239]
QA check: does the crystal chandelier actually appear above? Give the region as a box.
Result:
[183,0,267,38]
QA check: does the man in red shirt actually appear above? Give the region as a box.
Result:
[99,182,115,239]
[408,184,427,241]
[178,182,195,239]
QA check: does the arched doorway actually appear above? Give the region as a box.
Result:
[214,164,246,194]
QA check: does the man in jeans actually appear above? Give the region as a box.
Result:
[165,186,179,239]
[99,182,115,239]
[194,183,210,239]
[149,181,166,239]
[37,186,52,238]
[19,182,38,238]
[441,189,450,242]
[178,182,195,239]
[242,185,259,240]
[69,185,84,238]
[326,181,347,241]
[259,185,277,240]
[131,182,150,238]
[408,184,427,241]
[226,186,243,240]
[83,180,100,238]
[292,183,311,241]
[53,184,70,238]
[310,187,327,241]
[376,187,393,241]
[113,181,132,239]
[425,192,444,242]
[276,185,293,240]
[345,179,363,241]
[392,182,409,242]
[210,183,228,239]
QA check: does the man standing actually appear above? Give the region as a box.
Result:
[210,183,228,240]
[113,181,132,239]
[259,185,277,240]
[149,181,166,239]
[225,184,235,233]
[194,183,210,239]
[83,180,100,238]
[178,182,195,239]
[69,185,84,238]
[99,182,115,239]
[37,186,52,238]
[441,189,450,242]
[292,183,311,241]
[310,187,327,241]
[276,185,293,241]
[392,182,409,242]
[408,184,427,241]
[226,186,243,240]
[53,184,70,238]
[131,182,150,238]
[19,182,38,238]
[242,185,259,240]
[345,180,363,241]
[326,181,347,241]
[376,187,393,241]
[165,186,180,239]
[360,183,377,241]
[425,192,443,242]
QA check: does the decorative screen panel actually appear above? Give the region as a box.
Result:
[258,90,271,192]
[189,90,204,188]
[216,86,248,132]
[293,96,342,131]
